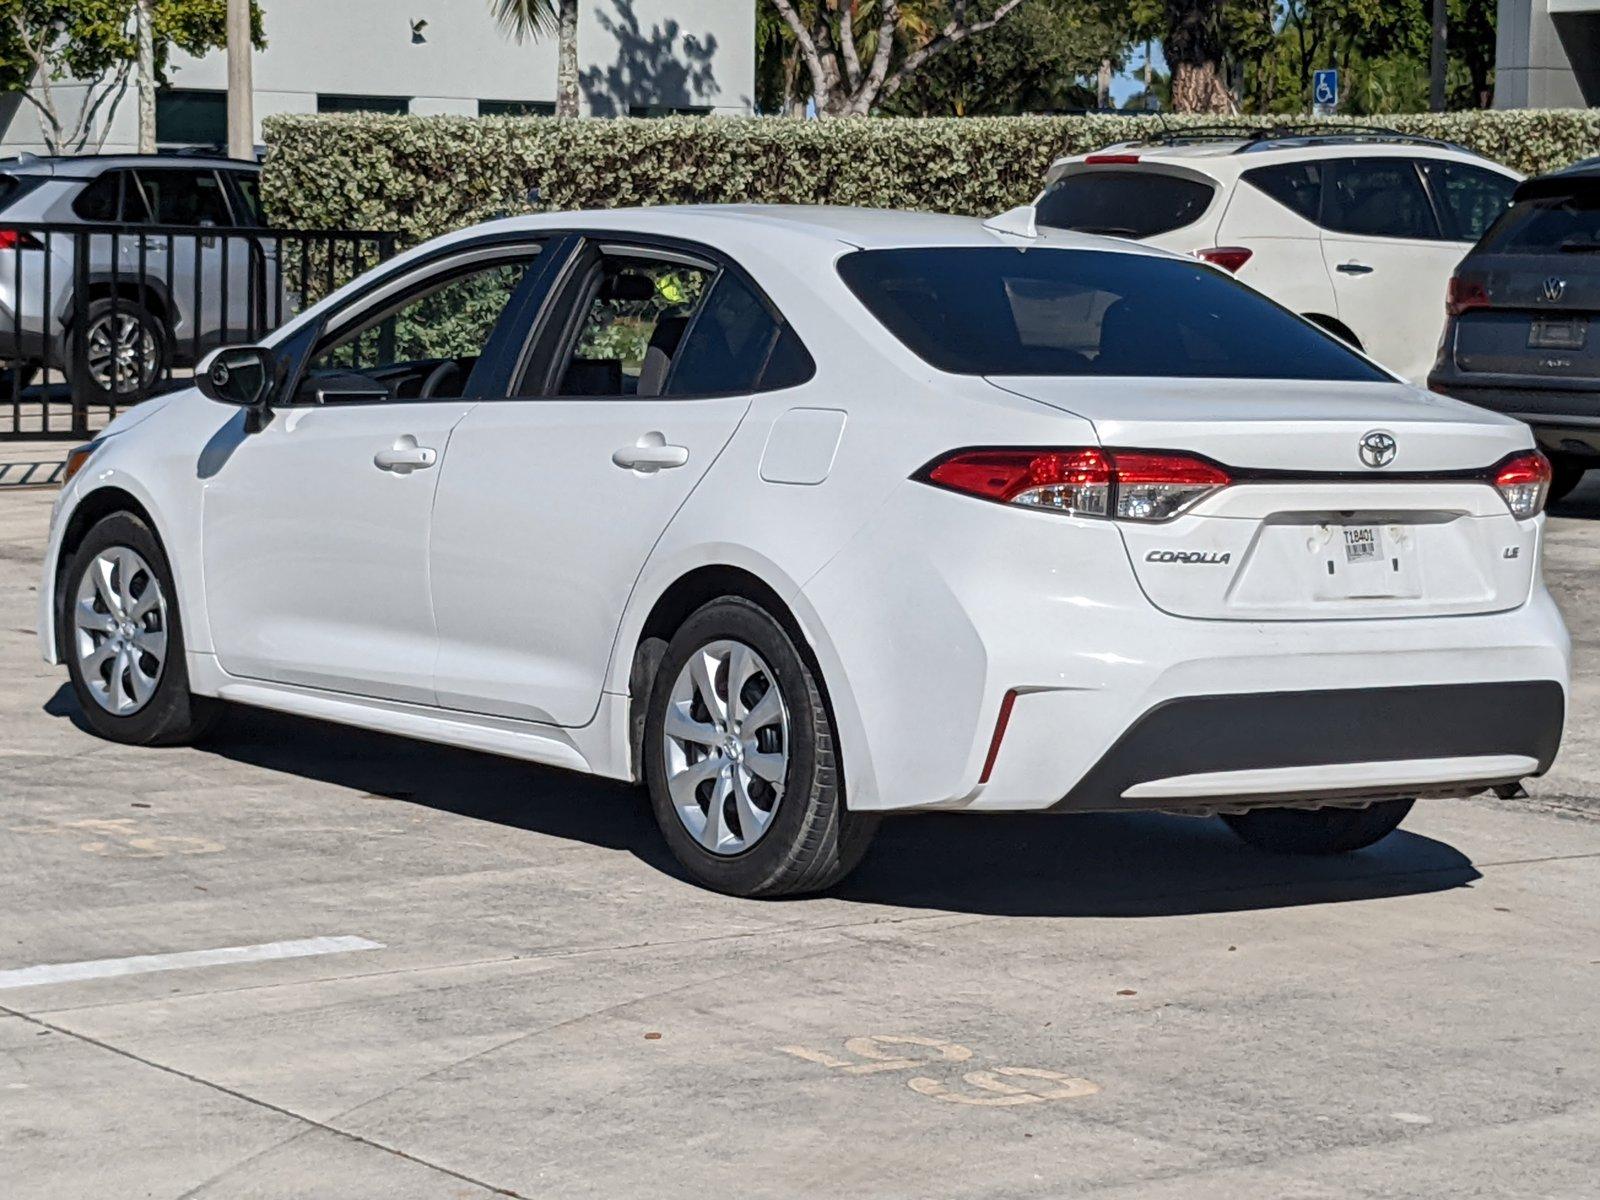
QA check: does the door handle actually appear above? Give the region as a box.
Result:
[374,441,437,474]
[1336,261,1375,275]
[612,441,689,472]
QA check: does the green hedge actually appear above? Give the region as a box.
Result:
[261,110,1600,246]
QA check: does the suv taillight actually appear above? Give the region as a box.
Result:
[1195,246,1253,273]
[1447,272,1490,316]
[0,228,42,251]
[917,448,1230,522]
[1493,451,1552,518]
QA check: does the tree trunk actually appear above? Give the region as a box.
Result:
[135,0,156,152]
[1097,58,1112,110]
[556,0,580,117]
[1170,61,1232,113]
[1165,0,1231,114]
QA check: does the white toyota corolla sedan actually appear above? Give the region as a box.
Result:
[39,206,1569,896]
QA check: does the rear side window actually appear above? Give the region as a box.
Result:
[1321,158,1440,240]
[837,247,1387,382]
[1420,161,1516,242]
[666,272,779,396]
[1242,162,1322,223]
[72,171,141,221]
[0,173,40,212]
[1477,183,1600,254]
[1034,170,1215,239]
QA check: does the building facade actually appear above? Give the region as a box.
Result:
[1496,0,1600,107]
[0,0,756,155]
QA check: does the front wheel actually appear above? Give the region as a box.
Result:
[66,298,168,404]
[1221,798,1414,855]
[642,598,878,897]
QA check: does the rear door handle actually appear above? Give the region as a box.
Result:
[612,442,689,472]
[374,439,437,474]
[1336,261,1375,275]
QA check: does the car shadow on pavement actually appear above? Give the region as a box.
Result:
[45,685,1482,918]
[1550,473,1600,519]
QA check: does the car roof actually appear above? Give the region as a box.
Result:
[1048,135,1517,182]
[451,204,1176,257]
[0,153,257,179]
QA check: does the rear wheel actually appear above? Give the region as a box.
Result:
[1221,799,1414,855]
[67,298,168,405]
[642,598,878,897]
[1548,454,1590,504]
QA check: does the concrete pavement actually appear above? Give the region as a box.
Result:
[2,480,1598,1199]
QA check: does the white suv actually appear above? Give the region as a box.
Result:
[1031,127,1521,382]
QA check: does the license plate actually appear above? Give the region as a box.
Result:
[1528,316,1587,351]
[1343,526,1380,563]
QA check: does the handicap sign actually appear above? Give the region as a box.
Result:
[1313,68,1339,111]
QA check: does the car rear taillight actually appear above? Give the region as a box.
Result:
[1195,246,1253,273]
[1446,272,1490,316]
[917,448,1230,522]
[0,228,42,251]
[1493,451,1552,518]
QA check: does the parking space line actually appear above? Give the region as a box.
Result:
[0,935,385,991]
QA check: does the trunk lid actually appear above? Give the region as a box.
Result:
[987,376,1540,621]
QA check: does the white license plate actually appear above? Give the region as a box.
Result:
[1343,526,1381,563]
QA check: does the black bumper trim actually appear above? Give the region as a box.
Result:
[1050,681,1565,812]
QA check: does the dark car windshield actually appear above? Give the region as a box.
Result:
[1478,183,1600,254]
[837,247,1388,381]
[1034,170,1215,239]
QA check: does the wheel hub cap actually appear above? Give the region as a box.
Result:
[71,545,168,716]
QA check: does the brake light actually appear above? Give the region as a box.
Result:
[1493,451,1552,518]
[1195,246,1253,273]
[918,448,1230,522]
[0,228,42,250]
[1447,273,1490,316]
[1083,153,1141,165]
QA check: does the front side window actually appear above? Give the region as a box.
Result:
[299,252,538,402]
[1035,170,1216,239]
[228,173,264,226]
[136,169,232,226]
[837,247,1387,382]
[1421,161,1517,243]
[1320,158,1440,240]
[555,254,713,397]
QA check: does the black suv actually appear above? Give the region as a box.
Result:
[1430,159,1600,501]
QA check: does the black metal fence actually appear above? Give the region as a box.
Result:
[0,222,397,440]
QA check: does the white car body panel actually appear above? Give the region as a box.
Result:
[40,205,1570,821]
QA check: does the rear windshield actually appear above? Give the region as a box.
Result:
[837,247,1388,381]
[1478,185,1600,255]
[1034,170,1215,239]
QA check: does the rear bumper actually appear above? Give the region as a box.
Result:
[1430,374,1600,458]
[1048,681,1563,812]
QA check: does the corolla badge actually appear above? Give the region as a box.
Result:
[1542,276,1567,303]
[1358,429,1397,469]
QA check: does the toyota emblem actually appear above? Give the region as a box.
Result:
[1359,430,1397,469]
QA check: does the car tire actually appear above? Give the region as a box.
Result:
[59,511,218,746]
[1548,454,1589,504]
[642,597,878,897]
[1221,798,1414,855]
[66,298,168,404]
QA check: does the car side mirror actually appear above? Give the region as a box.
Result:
[197,346,276,432]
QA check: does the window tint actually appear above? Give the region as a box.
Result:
[555,255,713,397]
[837,247,1386,382]
[228,173,263,226]
[136,169,232,225]
[72,171,140,221]
[1478,183,1600,254]
[1035,170,1215,238]
[302,254,537,401]
[760,324,816,390]
[1420,161,1516,243]
[666,272,779,395]
[1242,162,1322,223]
[1321,158,1440,240]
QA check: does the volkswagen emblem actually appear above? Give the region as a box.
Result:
[1541,276,1567,303]
[1358,429,1397,469]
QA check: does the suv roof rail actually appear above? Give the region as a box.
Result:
[1115,122,1468,156]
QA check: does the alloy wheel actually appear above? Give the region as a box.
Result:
[662,638,790,855]
[86,313,158,394]
[72,546,168,715]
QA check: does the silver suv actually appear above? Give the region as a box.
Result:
[0,152,265,402]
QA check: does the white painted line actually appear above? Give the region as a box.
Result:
[0,936,385,991]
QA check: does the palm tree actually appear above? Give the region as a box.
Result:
[491,0,579,118]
